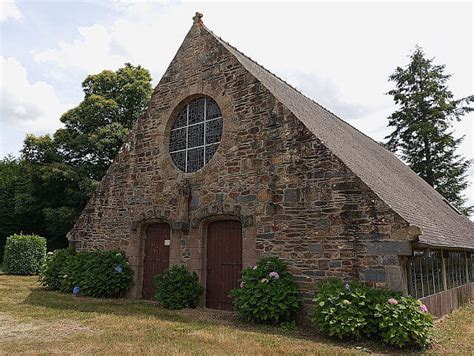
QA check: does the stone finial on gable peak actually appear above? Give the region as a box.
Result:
[193,12,203,25]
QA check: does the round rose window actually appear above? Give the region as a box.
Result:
[169,96,222,173]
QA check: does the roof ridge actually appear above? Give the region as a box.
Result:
[203,24,388,150]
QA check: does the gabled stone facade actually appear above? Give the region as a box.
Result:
[68,15,419,307]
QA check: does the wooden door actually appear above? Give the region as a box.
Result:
[142,223,170,300]
[206,220,242,310]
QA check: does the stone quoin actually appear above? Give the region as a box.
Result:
[67,13,474,314]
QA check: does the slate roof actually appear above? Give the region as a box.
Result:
[203,24,474,250]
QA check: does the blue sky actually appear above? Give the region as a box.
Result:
[1,0,473,207]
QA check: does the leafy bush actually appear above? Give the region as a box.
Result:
[58,250,89,294]
[230,257,302,324]
[312,279,396,339]
[374,296,432,348]
[40,248,75,290]
[312,279,432,349]
[154,265,204,309]
[3,234,46,275]
[363,283,399,337]
[313,279,369,339]
[65,250,133,298]
[40,249,133,298]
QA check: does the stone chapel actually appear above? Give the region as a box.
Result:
[68,13,474,313]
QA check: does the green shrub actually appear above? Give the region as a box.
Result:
[313,279,368,339]
[312,279,432,349]
[230,257,302,324]
[58,250,89,294]
[374,296,432,348]
[40,249,134,298]
[3,234,46,275]
[40,248,75,290]
[312,279,397,339]
[154,265,204,309]
[363,283,398,337]
[62,250,133,298]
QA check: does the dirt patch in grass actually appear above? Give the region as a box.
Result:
[0,312,95,342]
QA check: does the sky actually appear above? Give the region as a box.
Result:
[0,0,473,207]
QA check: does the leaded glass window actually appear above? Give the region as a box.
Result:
[408,250,443,299]
[447,251,468,289]
[169,97,222,173]
[469,253,473,282]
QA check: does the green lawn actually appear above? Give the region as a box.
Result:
[0,275,472,355]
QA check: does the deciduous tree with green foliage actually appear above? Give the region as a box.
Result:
[0,64,152,257]
[385,46,473,215]
[55,63,152,180]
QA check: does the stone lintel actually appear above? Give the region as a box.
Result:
[363,269,386,282]
[366,241,412,256]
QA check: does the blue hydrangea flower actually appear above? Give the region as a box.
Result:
[73,286,80,295]
[114,265,123,273]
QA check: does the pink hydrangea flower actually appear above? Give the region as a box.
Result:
[240,282,245,288]
[260,278,269,283]
[268,271,280,279]
[420,304,428,313]
[388,298,398,305]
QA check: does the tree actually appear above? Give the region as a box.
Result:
[385,46,473,215]
[0,63,152,256]
[55,63,152,180]
[0,156,29,257]
[20,134,91,248]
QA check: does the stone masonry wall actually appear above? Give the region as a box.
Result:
[68,21,416,304]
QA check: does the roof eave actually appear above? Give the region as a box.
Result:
[413,240,474,252]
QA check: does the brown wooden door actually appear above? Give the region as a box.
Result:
[206,220,242,310]
[142,223,170,300]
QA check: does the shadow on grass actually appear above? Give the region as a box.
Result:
[22,286,413,354]
[22,286,186,323]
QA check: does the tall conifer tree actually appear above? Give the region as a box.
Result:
[386,46,473,215]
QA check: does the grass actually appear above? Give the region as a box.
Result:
[0,275,473,355]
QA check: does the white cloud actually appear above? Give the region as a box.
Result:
[0,56,67,133]
[111,0,171,16]
[32,4,188,81]
[281,70,373,120]
[0,0,23,22]
[33,24,127,75]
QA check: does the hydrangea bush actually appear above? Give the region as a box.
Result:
[40,249,133,298]
[374,296,433,348]
[312,279,432,349]
[230,257,302,324]
[154,265,204,309]
[3,234,46,275]
[312,279,378,339]
[40,248,75,290]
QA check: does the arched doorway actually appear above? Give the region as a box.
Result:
[142,223,170,300]
[206,220,242,310]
